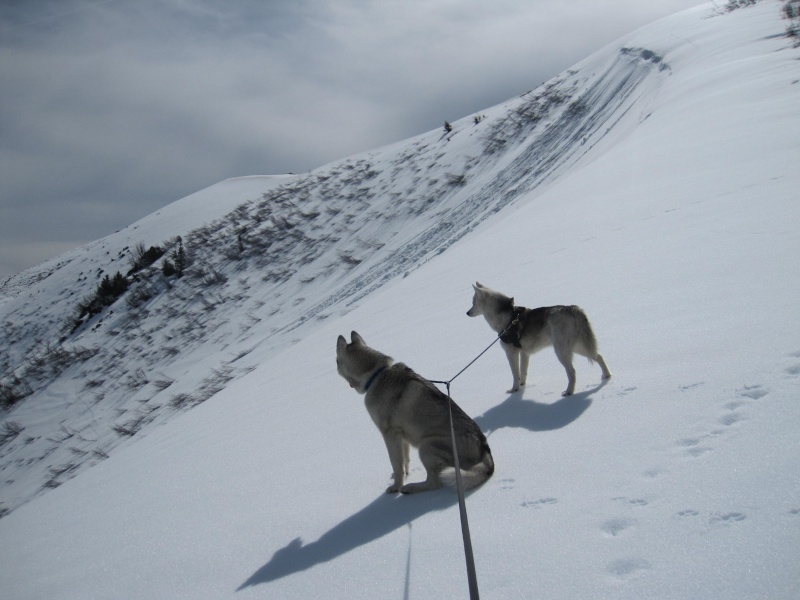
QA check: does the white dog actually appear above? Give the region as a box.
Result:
[467,282,611,395]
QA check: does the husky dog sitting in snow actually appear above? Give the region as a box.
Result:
[336,331,494,494]
[466,282,611,396]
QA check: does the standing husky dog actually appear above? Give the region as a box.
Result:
[467,282,611,396]
[336,331,494,494]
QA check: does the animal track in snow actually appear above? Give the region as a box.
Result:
[738,384,768,400]
[612,496,649,507]
[522,497,558,509]
[676,437,701,447]
[641,465,667,479]
[718,412,746,427]
[601,517,636,536]
[686,446,713,457]
[673,435,713,458]
[498,478,515,490]
[725,398,749,410]
[784,364,800,377]
[781,352,800,376]
[674,383,761,458]
[679,382,704,392]
[709,511,746,525]
[712,387,765,428]
[677,509,699,518]
[607,558,651,580]
[619,387,637,396]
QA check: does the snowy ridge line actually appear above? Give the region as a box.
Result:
[297,46,670,324]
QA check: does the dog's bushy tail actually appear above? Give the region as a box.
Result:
[440,445,495,491]
[573,305,600,363]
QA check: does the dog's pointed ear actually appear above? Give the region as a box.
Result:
[510,297,515,306]
[337,335,347,352]
[351,331,365,346]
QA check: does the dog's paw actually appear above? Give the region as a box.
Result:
[507,386,520,393]
[386,484,401,494]
[562,390,574,397]
[400,482,435,494]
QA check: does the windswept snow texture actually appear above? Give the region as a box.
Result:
[1,2,799,599]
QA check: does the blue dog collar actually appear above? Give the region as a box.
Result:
[364,366,387,391]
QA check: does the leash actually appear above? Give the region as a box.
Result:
[429,314,521,600]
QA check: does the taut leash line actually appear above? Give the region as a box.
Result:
[445,379,480,599]
[429,314,520,600]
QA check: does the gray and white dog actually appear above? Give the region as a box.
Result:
[467,282,611,396]
[336,331,494,494]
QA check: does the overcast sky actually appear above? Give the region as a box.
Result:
[0,0,704,279]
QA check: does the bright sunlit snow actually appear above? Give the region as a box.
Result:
[1,2,799,599]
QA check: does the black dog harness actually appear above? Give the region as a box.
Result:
[499,307,525,348]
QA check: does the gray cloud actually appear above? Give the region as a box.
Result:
[0,0,703,279]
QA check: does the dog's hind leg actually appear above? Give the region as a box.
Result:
[595,353,612,381]
[554,345,577,396]
[502,343,522,392]
[401,441,446,494]
[575,346,612,382]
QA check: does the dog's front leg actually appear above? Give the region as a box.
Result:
[519,352,530,387]
[382,431,407,493]
[502,343,522,392]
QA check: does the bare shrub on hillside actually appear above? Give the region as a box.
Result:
[152,376,175,391]
[44,462,79,489]
[0,374,33,409]
[783,1,800,44]
[125,368,149,390]
[24,343,98,385]
[111,413,152,437]
[128,242,165,274]
[0,421,24,446]
[725,0,760,10]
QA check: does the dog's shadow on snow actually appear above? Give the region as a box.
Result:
[237,490,456,591]
[237,383,606,591]
[474,381,607,434]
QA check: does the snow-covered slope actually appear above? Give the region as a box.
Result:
[0,0,676,515]
[2,1,799,598]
